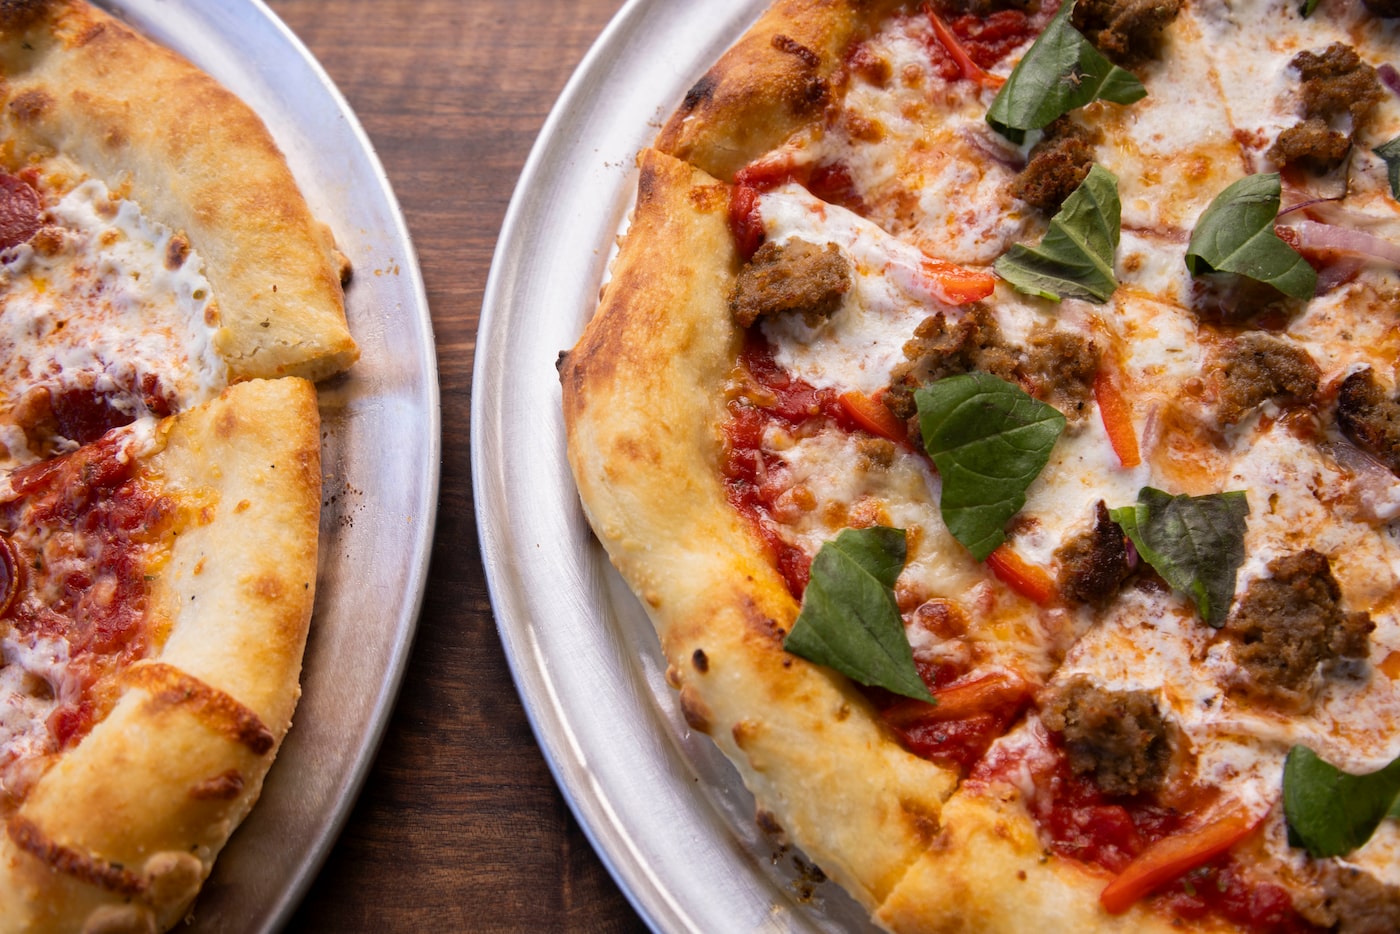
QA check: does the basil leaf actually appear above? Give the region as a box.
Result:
[986,0,1147,144]
[1301,0,1321,14]
[784,527,934,703]
[1185,173,1318,300]
[916,373,1066,561]
[1375,135,1400,200]
[996,164,1121,302]
[1109,488,1248,626]
[1389,792,1400,821]
[1284,745,1400,858]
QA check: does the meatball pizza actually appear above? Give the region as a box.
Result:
[561,0,1400,929]
[0,1,356,930]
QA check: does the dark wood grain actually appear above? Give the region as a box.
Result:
[262,1,647,929]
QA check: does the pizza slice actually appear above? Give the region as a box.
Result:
[0,377,322,932]
[0,0,358,469]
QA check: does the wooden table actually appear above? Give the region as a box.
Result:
[264,1,648,929]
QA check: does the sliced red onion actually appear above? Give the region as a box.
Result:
[1380,63,1400,99]
[1284,218,1400,265]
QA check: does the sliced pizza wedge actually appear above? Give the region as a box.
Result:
[561,147,958,911]
[0,377,321,933]
[0,0,357,389]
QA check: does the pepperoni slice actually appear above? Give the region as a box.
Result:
[0,173,42,250]
[0,534,16,618]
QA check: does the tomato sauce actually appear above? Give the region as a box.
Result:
[3,431,176,749]
[973,736,1321,933]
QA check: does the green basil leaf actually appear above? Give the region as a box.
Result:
[1375,135,1400,200]
[1301,0,1321,15]
[1185,173,1318,300]
[1109,488,1248,626]
[996,164,1121,302]
[1284,745,1400,858]
[1388,792,1400,821]
[986,0,1147,144]
[915,373,1066,561]
[784,527,934,703]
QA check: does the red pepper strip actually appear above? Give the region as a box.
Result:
[985,544,1057,605]
[729,183,765,261]
[838,389,907,442]
[883,671,1032,727]
[1099,809,1261,915]
[1093,366,1141,469]
[922,258,997,304]
[925,4,1007,89]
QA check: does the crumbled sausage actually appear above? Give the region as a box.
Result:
[1296,862,1400,934]
[1011,118,1100,213]
[883,307,1015,422]
[1040,676,1171,796]
[728,238,851,328]
[1269,44,1383,172]
[1222,550,1373,709]
[1070,0,1183,64]
[1337,367,1400,476]
[1021,329,1099,422]
[1055,501,1131,606]
[883,307,1098,427]
[1211,333,1321,425]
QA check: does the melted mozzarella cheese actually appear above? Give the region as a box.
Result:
[0,634,69,801]
[0,178,223,469]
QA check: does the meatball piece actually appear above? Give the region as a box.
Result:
[728,238,851,328]
[1041,676,1172,796]
[1268,44,1383,172]
[1297,862,1400,934]
[1055,501,1131,606]
[1211,333,1321,426]
[1071,0,1183,64]
[1012,118,1100,214]
[1222,550,1373,709]
[1021,329,1099,423]
[1337,368,1400,476]
[884,307,1016,421]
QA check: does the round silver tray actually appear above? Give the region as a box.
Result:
[95,2,440,931]
[475,1,877,930]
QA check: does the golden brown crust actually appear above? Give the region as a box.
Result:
[654,0,906,181]
[0,0,357,382]
[0,378,321,933]
[875,788,1202,933]
[562,147,956,910]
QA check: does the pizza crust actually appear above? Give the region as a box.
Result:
[0,377,322,933]
[655,0,907,182]
[0,0,357,383]
[561,147,958,911]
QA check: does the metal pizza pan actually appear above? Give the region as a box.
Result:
[91,2,440,931]
[476,1,878,930]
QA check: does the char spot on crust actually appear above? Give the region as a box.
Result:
[252,573,285,601]
[755,808,785,837]
[72,18,108,48]
[679,684,712,733]
[128,661,276,755]
[8,88,50,123]
[692,648,710,673]
[771,33,821,69]
[7,815,146,896]
[215,406,239,438]
[0,0,50,32]
[732,718,761,750]
[189,768,245,801]
[680,73,718,114]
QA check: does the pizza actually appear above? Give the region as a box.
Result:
[0,1,356,930]
[560,0,1400,929]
